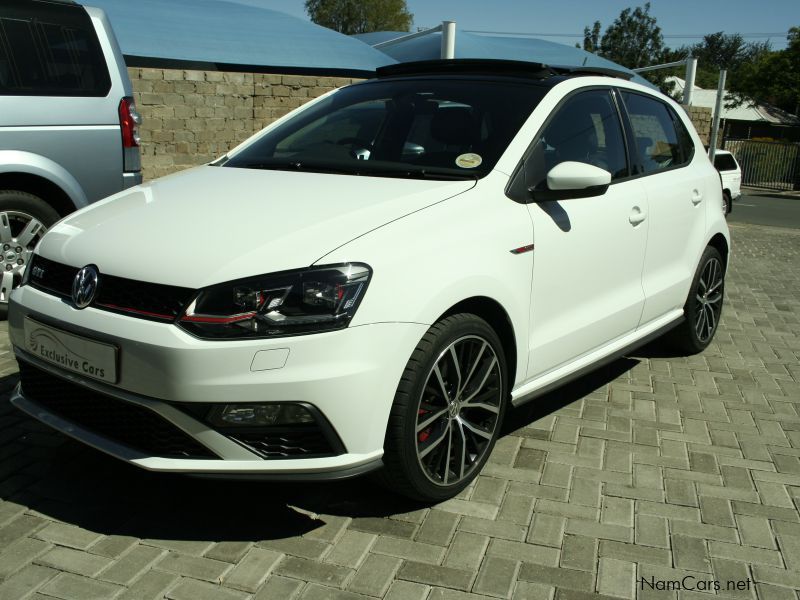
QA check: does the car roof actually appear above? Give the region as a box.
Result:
[375,59,635,89]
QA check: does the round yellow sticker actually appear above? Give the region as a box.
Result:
[455,153,483,169]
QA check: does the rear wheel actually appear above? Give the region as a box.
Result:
[0,190,59,315]
[668,246,725,354]
[723,190,732,215]
[380,314,507,502]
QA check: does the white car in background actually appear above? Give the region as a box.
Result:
[8,60,730,502]
[713,149,742,214]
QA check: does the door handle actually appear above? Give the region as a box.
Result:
[691,190,703,205]
[629,206,646,225]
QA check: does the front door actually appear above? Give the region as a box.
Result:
[523,88,649,379]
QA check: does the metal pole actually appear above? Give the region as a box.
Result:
[683,57,697,106]
[441,21,456,59]
[373,25,442,49]
[708,69,727,162]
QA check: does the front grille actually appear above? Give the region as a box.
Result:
[18,361,217,459]
[28,255,195,321]
[228,429,337,458]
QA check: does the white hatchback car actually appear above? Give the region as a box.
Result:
[713,149,742,214]
[8,60,729,501]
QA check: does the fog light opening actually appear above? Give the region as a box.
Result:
[209,403,316,427]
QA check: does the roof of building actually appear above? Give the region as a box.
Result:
[80,0,395,75]
[354,29,654,88]
[667,76,799,124]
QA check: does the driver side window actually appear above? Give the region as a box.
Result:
[525,89,628,191]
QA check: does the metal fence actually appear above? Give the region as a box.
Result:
[722,139,800,191]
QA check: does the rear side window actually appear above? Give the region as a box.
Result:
[714,153,738,172]
[621,91,695,175]
[0,0,110,96]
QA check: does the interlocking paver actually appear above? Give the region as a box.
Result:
[274,556,353,588]
[472,555,518,598]
[1,223,799,599]
[414,509,459,546]
[396,561,474,591]
[252,575,304,600]
[325,530,376,568]
[221,547,282,592]
[39,571,122,600]
[37,546,114,577]
[347,552,402,597]
[443,532,489,570]
[166,578,249,600]
[154,553,231,583]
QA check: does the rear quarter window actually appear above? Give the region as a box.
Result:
[0,0,110,97]
[714,154,738,172]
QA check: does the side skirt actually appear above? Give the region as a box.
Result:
[511,312,684,408]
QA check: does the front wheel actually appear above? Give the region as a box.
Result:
[668,246,725,354]
[380,314,508,502]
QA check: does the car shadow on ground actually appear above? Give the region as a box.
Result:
[0,354,641,543]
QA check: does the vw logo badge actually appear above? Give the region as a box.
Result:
[72,265,99,309]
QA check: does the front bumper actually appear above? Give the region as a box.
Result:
[8,285,428,476]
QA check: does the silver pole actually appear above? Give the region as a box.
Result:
[441,21,456,59]
[683,57,697,106]
[708,69,727,161]
[373,25,442,49]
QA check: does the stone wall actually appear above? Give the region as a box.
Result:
[684,105,713,145]
[128,68,359,180]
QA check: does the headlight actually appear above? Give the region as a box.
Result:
[178,263,371,339]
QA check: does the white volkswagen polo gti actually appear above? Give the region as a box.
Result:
[8,60,729,501]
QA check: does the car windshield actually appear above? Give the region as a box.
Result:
[222,78,546,179]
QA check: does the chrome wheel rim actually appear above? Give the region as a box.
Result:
[415,335,503,487]
[695,257,723,343]
[0,211,47,303]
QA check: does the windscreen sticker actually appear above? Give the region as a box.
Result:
[455,153,483,169]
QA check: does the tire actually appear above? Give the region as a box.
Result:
[0,190,60,316]
[379,313,508,502]
[723,190,732,216]
[667,246,725,354]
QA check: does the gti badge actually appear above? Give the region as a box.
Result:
[72,265,99,309]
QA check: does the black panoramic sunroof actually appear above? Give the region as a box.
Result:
[376,59,635,83]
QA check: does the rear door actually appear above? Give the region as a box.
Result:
[617,90,707,326]
[521,88,649,378]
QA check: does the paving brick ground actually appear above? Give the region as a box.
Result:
[0,222,798,600]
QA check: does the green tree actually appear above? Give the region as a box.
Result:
[683,32,771,88]
[729,27,800,115]
[305,0,413,35]
[583,4,671,89]
[598,3,664,69]
[582,21,601,53]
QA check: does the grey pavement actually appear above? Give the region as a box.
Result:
[729,190,800,229]
[0,221,799,600]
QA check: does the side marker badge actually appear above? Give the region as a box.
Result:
[510,244,535,255]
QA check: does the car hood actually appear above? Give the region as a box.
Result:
[38,166,475,289]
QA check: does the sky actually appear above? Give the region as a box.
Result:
[266,0,798,50]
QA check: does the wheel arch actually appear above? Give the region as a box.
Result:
[437,296,518,392]
[0,151,88,216]
[708,232,729,267]
[0,172,77,218]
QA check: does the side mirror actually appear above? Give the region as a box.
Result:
[530,161,612,201]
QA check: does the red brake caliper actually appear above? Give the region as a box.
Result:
[418,409,431,442]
